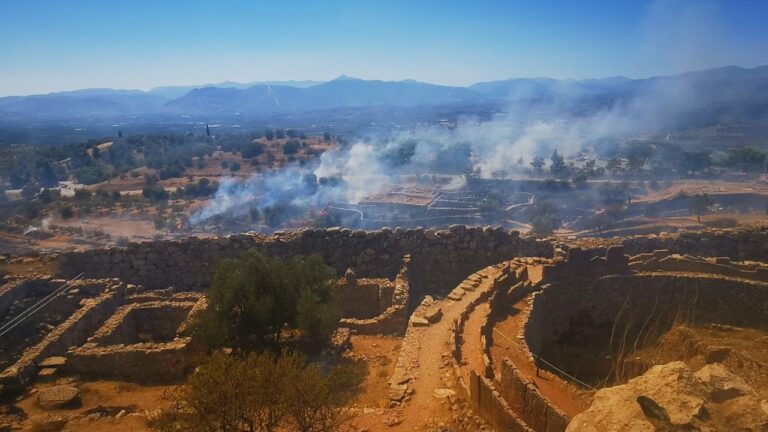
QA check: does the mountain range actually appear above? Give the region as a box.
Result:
[1,66,767,122]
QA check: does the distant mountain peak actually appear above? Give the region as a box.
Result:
[331,75,361,81]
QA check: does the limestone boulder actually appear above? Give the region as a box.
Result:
[37,385,81,410]
[329,327,352,352]
[567,362,768,432]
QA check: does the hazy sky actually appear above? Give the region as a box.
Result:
[1,0,767,96]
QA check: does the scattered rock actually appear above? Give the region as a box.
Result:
[344,268,357,284]
[384,415,403,427]
[411,317,429,327]
[39,357,67,368]
[37,367,58,382]
[389,384,408,402]
[28,414,67,432]
[432,388,456,399]
[447,289,464,301]
[330,327,352,352]
[424,307,443,324]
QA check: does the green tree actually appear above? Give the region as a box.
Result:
[606,157,623,174]
[625,144,654,171]
[580,212,612,234]
[530,156,545,175]
[283,140,300,155]
[550,149,567,177]
[60,206,74,220]
[38,188,54,204]
[725,147,766,172]
[241,142,265,159]
[681,150,712,175]
[689,193,715,223]
[196,251,336,348]
[74,188,92,201]
[296,288,340,344]
[572,173,588,189]
[527,201,562,235]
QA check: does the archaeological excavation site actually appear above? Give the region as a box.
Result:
[1,225,768,431]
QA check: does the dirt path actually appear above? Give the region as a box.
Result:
[396,265,502,430]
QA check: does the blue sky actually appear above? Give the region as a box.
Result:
[1,0,767,96]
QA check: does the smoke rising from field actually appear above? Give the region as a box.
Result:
[190,79,694,227]
[191,1,758,226]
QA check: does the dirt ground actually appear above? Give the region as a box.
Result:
[5,334,403,432]
[89,137,334,194]
[635,180,768,203]
[12,379,175,432]
[348,335,402,410]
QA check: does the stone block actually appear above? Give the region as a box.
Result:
[39,357,67,368]
[37,385,80,410]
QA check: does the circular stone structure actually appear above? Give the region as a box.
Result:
[523,255,768,391]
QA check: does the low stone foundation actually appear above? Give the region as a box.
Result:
[65,294,205,383]
[0,279,127,397]
[340,256,411,335]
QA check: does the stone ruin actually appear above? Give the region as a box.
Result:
[442,244,768,431]
[2,225,768,430]
[0,278,206,399]
[338,255,412,335]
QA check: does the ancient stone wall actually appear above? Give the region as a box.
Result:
[629,251,768,282]
[341,256,411,336]
[478,263,570,432]
[447,264,537,432]
[57,226,551,295]
[498,359,569,432]
[620,227,768,260]
[66,338,196,383]
[336,278,391,319]
[0,278,58,319]
[91,302,195,345]
[0,279,126,395]
[65,295,205,383]
[525,273,768,359]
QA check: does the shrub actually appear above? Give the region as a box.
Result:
[688,193,715,222]
[143,184,169,202]
[643,203,660,218]
[702,217,738,228]
[527,201,562,235]
[74,188,91,201]
[60,206,74,220]
[149,351,363,432]
[283,140,300,155]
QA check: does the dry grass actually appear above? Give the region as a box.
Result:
[604,288,700,386]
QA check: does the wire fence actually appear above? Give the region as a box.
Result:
[492,326,598,391]
[0,272,84,339]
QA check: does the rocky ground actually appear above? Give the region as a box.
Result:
[567,361,768,431]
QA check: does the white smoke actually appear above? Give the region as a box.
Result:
[189,1,755,226]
